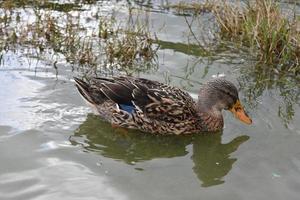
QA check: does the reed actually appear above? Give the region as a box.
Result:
[171,0,300,72]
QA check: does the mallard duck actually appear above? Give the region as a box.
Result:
[74,76,252,135]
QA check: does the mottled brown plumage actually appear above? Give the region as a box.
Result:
[74,76,252,135]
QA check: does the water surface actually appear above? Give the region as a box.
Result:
[0,1,300,200]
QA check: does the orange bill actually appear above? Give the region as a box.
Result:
[229,100,252,125]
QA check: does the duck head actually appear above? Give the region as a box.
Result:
[197,78,252,125]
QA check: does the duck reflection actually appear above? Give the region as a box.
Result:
[71,114,249,187]
[192,134,249,187]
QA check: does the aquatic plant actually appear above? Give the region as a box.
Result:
[98,13,159,75]
[238,62,300,126]
[170,0,300,73]
[0,0,159,76]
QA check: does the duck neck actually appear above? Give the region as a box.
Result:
[196,99,224,132]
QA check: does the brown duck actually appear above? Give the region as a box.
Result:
[74,76,252,135]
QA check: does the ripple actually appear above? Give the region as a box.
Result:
[37,141,73,152]
[0,158,128,200]
[0,71,44,131]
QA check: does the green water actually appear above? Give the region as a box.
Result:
[0,1,300,199]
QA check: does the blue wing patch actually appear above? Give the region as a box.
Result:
[119,104,135,114]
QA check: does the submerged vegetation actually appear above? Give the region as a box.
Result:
[170,0,300,73]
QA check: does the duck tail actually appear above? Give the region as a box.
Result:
[74,77,95,104]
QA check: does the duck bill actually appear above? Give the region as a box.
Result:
[230,100,252,125]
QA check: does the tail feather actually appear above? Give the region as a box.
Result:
[74,77,96,104]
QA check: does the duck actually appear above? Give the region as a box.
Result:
[74,76,252,135]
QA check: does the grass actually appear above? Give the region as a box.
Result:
[170,0,300,73]
[0,0,159,76]
[2,0,298,75]
[98,14,159,75]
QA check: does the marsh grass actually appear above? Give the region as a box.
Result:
[0,1,159,75]
[171,0,300,72]
[99,13,159,75]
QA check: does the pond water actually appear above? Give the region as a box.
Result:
[0,1,300,200]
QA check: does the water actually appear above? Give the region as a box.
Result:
[0,1,300,199]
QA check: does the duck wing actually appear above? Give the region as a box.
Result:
[131,78,198,121]
[74,76,134,105]
[74,76,198,121]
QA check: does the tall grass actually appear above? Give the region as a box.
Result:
[171,0,300,72]
[215,0,299,70]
